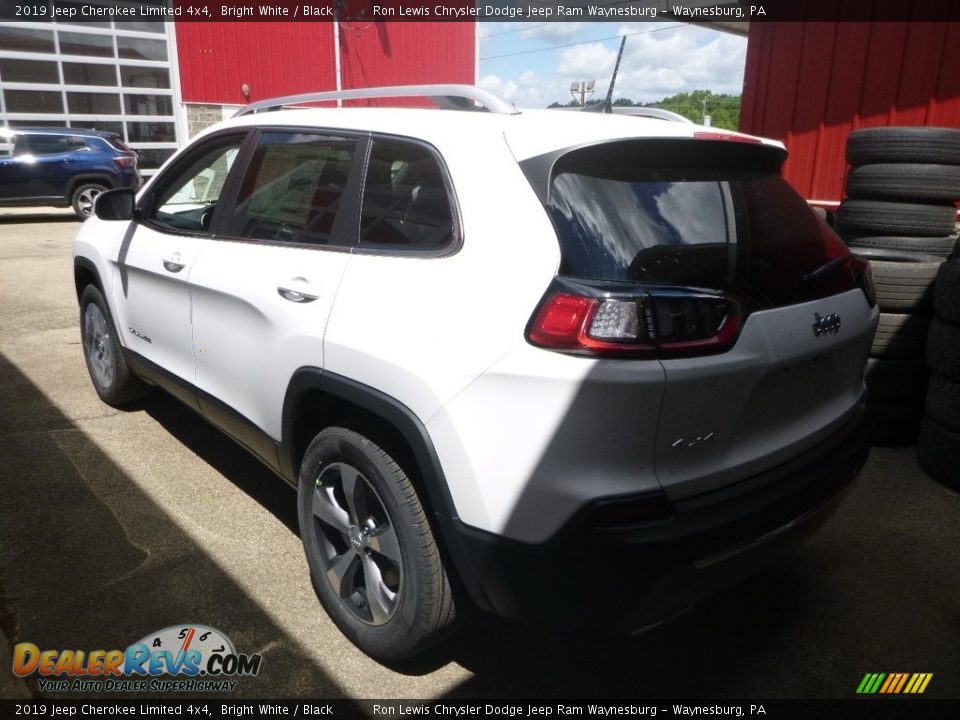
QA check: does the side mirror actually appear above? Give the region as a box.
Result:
[95,188,136,221]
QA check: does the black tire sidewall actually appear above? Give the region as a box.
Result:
[836,200,957,237]
[846,127,960,165]
[845,235,958,257]
[932,260,960,324]
[926,318,960,382]
[79,285,126,405]
[297,427,442,660]
[845,163,960,203]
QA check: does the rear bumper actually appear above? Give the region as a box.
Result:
[443,401,872,629]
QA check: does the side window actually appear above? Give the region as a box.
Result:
[12,135,34,156]
[225,132,356,246]
[67,136,89,152]
[359,139,454,250]
[145,136,242,233]
[28,135,70,156]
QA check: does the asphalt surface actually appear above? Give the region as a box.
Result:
[1,210,958,702]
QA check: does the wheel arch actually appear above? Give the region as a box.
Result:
[68,174,115,199]
[74,256,104,301]
[281,368,495,612]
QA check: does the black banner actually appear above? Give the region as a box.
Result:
[1,699,959,720]
[0,0,959,23]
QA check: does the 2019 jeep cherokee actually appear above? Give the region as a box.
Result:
[73,85,877,660]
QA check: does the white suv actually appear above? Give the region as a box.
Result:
[74,85,878,660]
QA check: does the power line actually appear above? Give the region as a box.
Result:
[481,23,550,39]
[479,24,685,61]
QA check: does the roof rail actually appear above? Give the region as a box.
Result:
[234,84,519,117]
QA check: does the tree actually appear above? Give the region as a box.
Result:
[547,91,742,130]
[642,90,741,130]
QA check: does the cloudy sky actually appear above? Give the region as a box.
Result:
[477,22,748,109]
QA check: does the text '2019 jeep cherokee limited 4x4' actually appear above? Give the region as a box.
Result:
[73,85,877,661]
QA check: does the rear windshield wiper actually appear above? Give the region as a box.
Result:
[798,254,852,287]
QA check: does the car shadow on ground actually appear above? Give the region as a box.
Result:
[0,354,357,701]
[32,369,960,699]
[0,212,77,224]
[136,387,821,697]
[145,393,299,535]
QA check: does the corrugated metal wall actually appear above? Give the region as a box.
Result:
[339,23,475,105]
[175,23,337,106]
[175,22,475,107]
[740,10,960,203]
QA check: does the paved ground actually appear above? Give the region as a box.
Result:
[1,211,958,702]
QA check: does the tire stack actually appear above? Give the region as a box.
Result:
[835,127,960,445]
[919,247,960,490]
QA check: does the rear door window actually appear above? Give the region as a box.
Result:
[358,139,455,251]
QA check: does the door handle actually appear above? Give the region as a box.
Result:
[277,278,321,303]
[161,253,186,273]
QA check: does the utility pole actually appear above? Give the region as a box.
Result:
[569,81,595,106]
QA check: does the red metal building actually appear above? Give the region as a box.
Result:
[174,21,476,122]
[740,11,960,204]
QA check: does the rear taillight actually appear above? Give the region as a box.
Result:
[527,283,741,358]
[113,155,136,169]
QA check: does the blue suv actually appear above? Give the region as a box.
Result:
[0,127,140,219]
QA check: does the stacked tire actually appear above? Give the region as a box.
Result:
[919,246,960,490]
[835,127,960,445]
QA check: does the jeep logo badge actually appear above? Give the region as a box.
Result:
[812,312,841,336]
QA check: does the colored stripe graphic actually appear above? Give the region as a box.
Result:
[857,673,933,694]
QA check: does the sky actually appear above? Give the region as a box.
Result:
[477,22,748,109]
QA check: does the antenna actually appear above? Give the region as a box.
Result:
[583,35,627,114]
[602,35,628,113]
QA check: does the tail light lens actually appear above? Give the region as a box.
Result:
[527,283,741,358]
[113,155,137,169]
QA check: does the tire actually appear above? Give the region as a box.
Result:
[297,427,456,660]
[844,235,958,257]
[917,417,960,491]
[871,312,931,358]
[71,182,108,220]
[924,373,960,433]
[836,200,957,238]
[845,163,960,203]
[864,358,929,404]
[854,249,942,311]
[932,259,960,324]
[846,126,960,165]
[866,403,923,447]
[79,285,150,406]
[926,318,960,382]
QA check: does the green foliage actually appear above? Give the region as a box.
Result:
[627,90,741,130]
[549,91,742,130]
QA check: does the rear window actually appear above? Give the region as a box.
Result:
[542,140,854,308]
[105,135,134,153]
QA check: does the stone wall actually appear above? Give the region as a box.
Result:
[185,104,225,138]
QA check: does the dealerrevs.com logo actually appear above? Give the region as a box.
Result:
[12,625,262,693]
